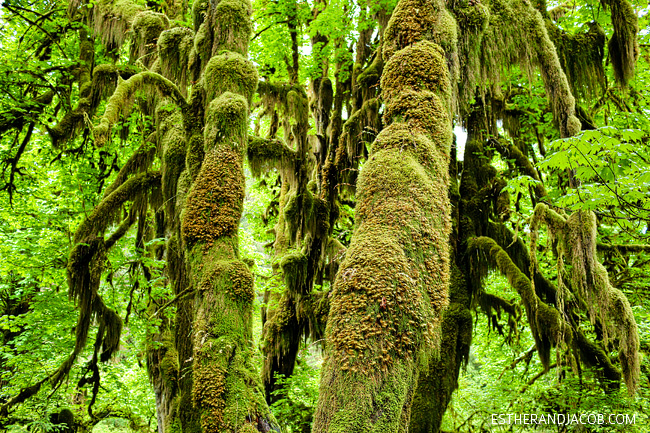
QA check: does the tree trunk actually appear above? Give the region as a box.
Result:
[312,0,454,430]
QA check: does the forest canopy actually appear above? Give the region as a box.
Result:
[0,0,649,432]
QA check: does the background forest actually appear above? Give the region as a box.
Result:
[0,0,649,431]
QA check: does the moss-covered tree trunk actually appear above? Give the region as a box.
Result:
[172,0,275,431]
[312,0,454,430]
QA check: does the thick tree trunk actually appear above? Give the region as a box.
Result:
[312,0,454,430]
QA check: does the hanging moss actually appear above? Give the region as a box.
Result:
[280,251,309,295]
[94,71,187,146]
[530,204,641,393]
[75,171,161,243]
[467,236,564,370]
[601,0,639,86]
[192,0,210,30]
[158,27,195,93]
[356,45,383,89]
[130,11,169,66]
[478,0,581,137]
[92,0,144,50]
[547,21,606,100]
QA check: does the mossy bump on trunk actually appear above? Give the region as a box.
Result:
[312,0,453,430]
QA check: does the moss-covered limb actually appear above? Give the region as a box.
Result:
[93,72,187,147]
[477,0,580,137]
[0,90,55,135]
[355,45,384,100]
[0,377,49,417]
[247,135,296,178]
[189,0,253,77]
[156,98,187,228]
[340,98,381,167]
[89,63,140,111]
[517,1,581,138]
[563,210,640,393]
[468,236,565,370]
[601,0,640,86]
[485,222,557,304]
[47,97,92,148]
[104,209,137,249]
[74,171,161,243]
[575,329,622,391]
[479,291,519,327]
[529,204,640,393]
[596,243,650,253]
[102,139,158,198]
[260,294,302,404]
[452,1,490,114]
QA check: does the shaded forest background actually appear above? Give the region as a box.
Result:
[0,0,649,431]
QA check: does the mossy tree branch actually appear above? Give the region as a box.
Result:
[93,72,187,147]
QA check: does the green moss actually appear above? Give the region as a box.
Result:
[381,41,450,108]
[93,0,144,49]
[383,90,451,142]
[280,251,308,295]
[357,45,383,88]
[75,171,161,243]
[468,236,563,369]
[192,0,210,30]
[94,71,186,146]
[602,0,640,86]
[181,150,244,246]
[246,135,296,178]
[158,27,195,92]
[204,92,249,152]
[130,11,169,66]
[204,53,258,104]
[383,0,447,60]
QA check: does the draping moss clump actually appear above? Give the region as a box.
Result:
[92,0,144,49]
[130,11,169,66]
[93,72,187,146]
[158,27,195,92]
[601,0,640,86]
[530,204,641,393]
[247,136,296,178]
[280,251,309,295]
[467,236,564,369]
[547,21,606,100]
[478,0,581,137]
